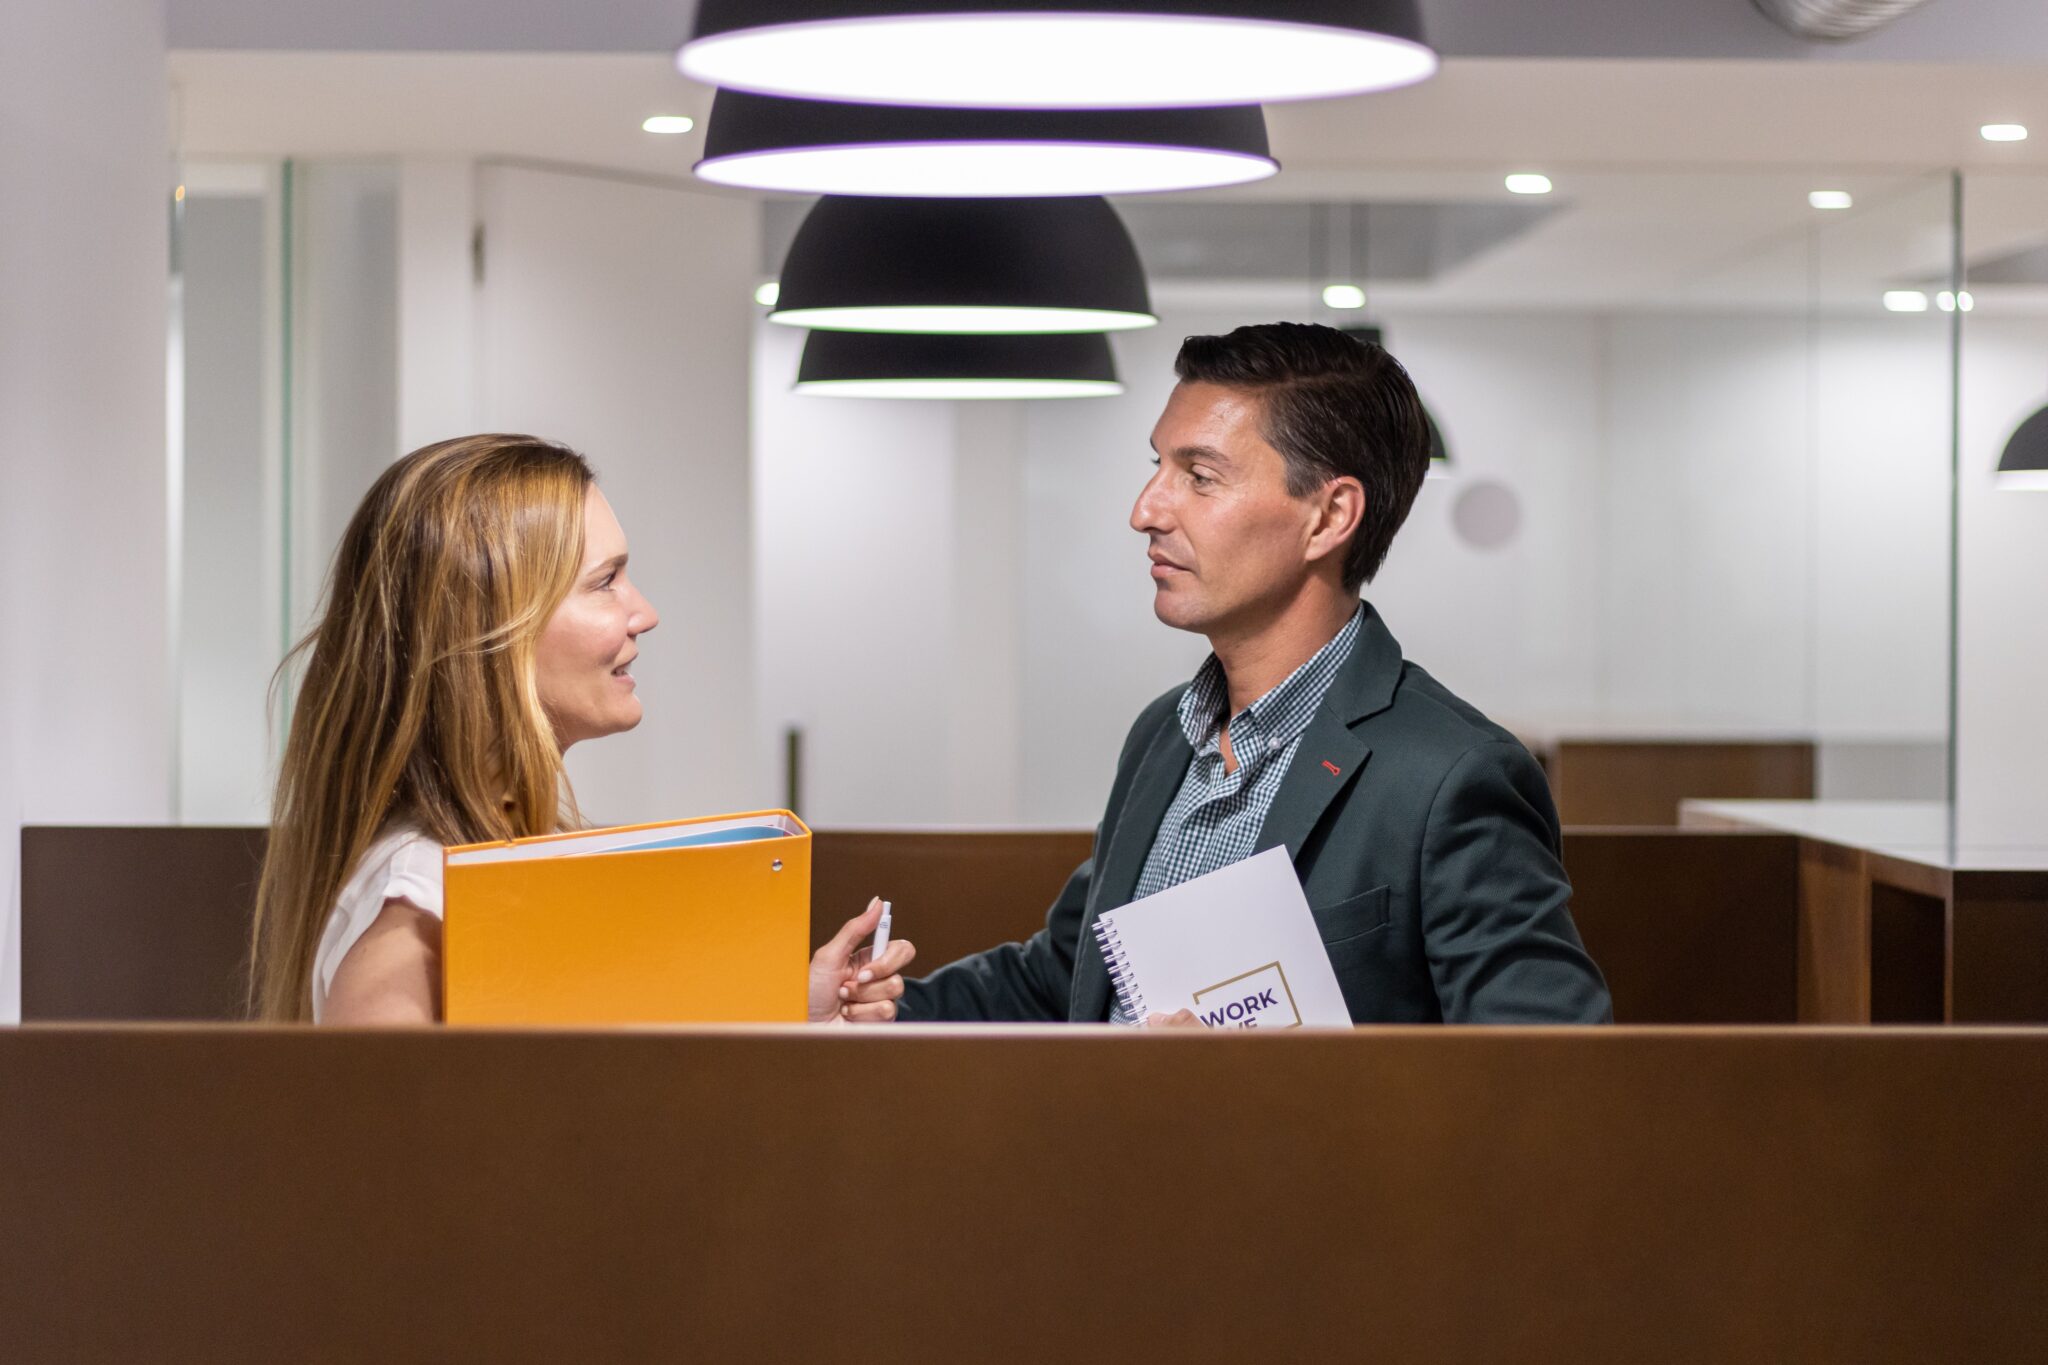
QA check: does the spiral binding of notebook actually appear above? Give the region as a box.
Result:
[1093,917,1148,1022]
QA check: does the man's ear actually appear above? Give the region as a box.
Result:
[1305,476,1366,568]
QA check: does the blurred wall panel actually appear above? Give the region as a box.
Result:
[475,162,763,820]
[0,0,171,1021]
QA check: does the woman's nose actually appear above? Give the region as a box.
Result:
[631,589,659,636]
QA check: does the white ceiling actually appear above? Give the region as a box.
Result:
[167,52,2048,311]
[163,0,2048,61]
[169,53,2048,176]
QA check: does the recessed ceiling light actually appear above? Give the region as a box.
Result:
[754,281,781,307]
[1981,123,2029,142]
[1321,284,1367,310]
[696,91,1276,197]
[1883,290,1929,313]
[1504,173,1552,195]
[679,2,1439,109]
[643,115,696,135]
[1937,290,1976,313]
[1808,190,1853,210]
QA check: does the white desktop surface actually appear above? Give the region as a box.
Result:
[1679,799,2048,872]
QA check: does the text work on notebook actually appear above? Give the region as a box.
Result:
[1091,846,1349,1029]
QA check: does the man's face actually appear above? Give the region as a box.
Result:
[1131,380,1326,639]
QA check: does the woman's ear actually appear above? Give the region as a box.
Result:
[1306,476,1367,567]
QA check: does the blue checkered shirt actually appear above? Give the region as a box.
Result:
[1106,606,1363,1023]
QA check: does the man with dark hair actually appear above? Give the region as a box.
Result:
[887,322,1610,1025]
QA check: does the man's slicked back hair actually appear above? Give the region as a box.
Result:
[1174,322,1431,590]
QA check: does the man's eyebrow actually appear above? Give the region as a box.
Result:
[1171,443,1236,469]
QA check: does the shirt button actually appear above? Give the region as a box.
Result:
[1268,738,1281,753]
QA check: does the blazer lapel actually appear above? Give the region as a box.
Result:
[1255,710,1370,862]
[1068,719,1192,1022]
[1095,723,1193,910]
[1256,603,1405,862]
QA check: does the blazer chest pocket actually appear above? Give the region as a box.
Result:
[1312,885,1390,945]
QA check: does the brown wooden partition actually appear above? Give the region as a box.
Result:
[809,828,1094,968]
[3,1026,2044,1363]
[1547,740,1815,826]
[814,828,1804,1024]
[21,825,265,1020]
[27,825,1805,1025]
[1561,830,1800,1022]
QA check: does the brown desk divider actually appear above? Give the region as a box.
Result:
[21,825,265,1020]
[2,1027,2043,1363]
[0,825,1885,1026]
[1547,739,1816,826]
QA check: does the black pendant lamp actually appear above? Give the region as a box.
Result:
[797,330,1122,399]
[697,90,1276,197]
[1423,411,1452,479]
[770,195,1155,334]
[679,1,1436,109]
[1997,405,2048,491]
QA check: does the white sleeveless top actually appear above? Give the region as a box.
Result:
[310,824,445,1023]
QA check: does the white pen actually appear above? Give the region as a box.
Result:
[871,900,893,963]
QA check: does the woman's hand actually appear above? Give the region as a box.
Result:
[807,897,917,1024]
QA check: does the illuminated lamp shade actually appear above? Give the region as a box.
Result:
[679,0,1436,109]
[1997,405,2048,491]
[770,195,1156,334]
[796,330,1122,398]
[695,90,1277,197]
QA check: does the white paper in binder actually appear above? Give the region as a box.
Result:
[1091,846,1352,1028]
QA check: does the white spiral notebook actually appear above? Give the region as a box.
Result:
[1091,846,1352,1028]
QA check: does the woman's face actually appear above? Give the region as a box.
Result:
[536,485,660,750]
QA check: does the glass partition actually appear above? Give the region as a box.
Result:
[172,160,1966,835]
[990,170,1964,825]
[172,158,399,823]
[1954,170,2048,856]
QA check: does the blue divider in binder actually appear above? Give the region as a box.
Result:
[602,825,797,854]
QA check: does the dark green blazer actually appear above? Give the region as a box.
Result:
[901,603,1612,1025]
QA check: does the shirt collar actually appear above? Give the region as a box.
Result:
[1176,604,1365,755]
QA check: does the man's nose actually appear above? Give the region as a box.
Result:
[1131,468,1170,534]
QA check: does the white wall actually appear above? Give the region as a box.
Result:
[1358,313,1608,734]
[475,162,764,823]
[397,158,479,452]
[1956,315,2048,849]
[291,161,402,631]
[0,1,171,1019]
[754,303,1958,829]
[751,321,1031,826]
[1812,317,1955,743]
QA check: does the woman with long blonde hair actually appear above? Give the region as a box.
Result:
[249,434,912,1024]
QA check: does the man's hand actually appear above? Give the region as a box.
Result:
[1143,1009,1205,1029]
[808,897,918,1024]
